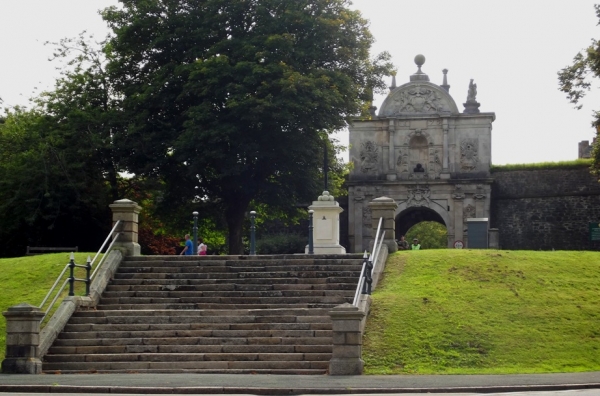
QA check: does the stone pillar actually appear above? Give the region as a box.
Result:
[329,303,365,375]
[109,199,141,256]
[2,303,44,374]
[368,197,398,253]
[306,191,346,254]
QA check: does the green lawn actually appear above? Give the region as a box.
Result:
[0,253,94,361]
[363,249,600,374]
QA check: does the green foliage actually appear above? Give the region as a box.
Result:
[0,253,95,361]
[101,0,393,253]
[0,108,111,257]
[558,4,600,179]
[491,159,593,172]
[256,233,306,255]
[364,250,600,374]
[405,221,447,249]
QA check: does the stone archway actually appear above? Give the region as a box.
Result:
[395,207,446,239]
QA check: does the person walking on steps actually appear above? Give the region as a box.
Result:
[180,234,194,255]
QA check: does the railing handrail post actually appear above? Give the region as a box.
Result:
[192,211,199,255]
[68,253,75,297]
[308,210,314,254]
[85,255,92,297]
[250,211,257,255]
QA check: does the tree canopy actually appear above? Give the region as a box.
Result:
[101,0,393,253]
[558,3,600,179]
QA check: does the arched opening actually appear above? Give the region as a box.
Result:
[396,207,447,248]
[405,221,448,249]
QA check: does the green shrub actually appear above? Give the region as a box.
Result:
[256,233,306,254]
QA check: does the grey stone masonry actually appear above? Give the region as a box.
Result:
[2,303,45,374]
[368,197,398,253]
[329,303,365,375]
[109,199,141,256]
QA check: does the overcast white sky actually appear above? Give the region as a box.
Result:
[1,0,599,165]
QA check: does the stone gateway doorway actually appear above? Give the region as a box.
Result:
[347,55,495,252]
[396,207,446,240]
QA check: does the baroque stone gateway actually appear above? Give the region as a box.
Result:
[348,55,495,251]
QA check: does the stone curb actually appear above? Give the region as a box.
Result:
[1,383,600,394]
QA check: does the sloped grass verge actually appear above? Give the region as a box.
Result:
[0,253,95,362]
[363,249,600,374]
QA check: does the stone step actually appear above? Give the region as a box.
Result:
[52,336,333,347]
[57,329,333,340]
[118,261,362,270]
[64,322,331,332]
[42,359,329,372]
[115,267,360,279]
[72,308,331,317]
[43,254,361,374]
[95,303,342,310]
[100,290,353,299]
[112,274,359,284]
[67,315,331,325]
[105,282,356,292]
[44,352,331,363]
[97,296,351,305]
[122,254,363,262]
[48,344,331,355]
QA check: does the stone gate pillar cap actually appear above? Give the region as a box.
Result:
[372,196,394,203]
[7,303,39,312]
[113,199,135,204]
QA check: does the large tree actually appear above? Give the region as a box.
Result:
[558,3,600,179]
[102,0,392,254]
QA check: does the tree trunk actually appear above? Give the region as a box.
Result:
[225,200,250,255]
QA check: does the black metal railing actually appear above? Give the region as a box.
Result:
[353,217,385,306]
[39,220,122,321]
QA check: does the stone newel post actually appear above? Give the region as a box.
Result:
[2,303,44,374]
[329,303,365,375]
[368,197,398,253]
[109,199,141,256]
[305,191,346,254]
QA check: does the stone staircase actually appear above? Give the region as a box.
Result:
[42,254,363,374]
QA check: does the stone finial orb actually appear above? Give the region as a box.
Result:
[414,54,426,67]
[411,55,428,81]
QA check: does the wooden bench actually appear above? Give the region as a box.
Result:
[26,246,78,255]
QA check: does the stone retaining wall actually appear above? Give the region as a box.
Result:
[490,167,600,250]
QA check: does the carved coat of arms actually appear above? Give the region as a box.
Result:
[359,141,379,173]
[406,186,431,207]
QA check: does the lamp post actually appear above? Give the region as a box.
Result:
[250,211,257,255]
[192,211,199,255]
[308,210,314,255]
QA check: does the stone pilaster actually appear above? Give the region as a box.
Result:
[329,303,365,375]
[368,197,398,253]
[2,303,44,374]
[109,199,142,256]
[387,120,397,181]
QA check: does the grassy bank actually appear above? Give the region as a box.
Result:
[0,253,94,361]
[363,249,600,374]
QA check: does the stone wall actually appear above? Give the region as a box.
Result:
[491,167,600,250]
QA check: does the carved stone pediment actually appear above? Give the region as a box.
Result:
[378,82,459,117]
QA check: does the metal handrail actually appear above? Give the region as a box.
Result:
[39,220,122,320]
[353,217,385,306]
